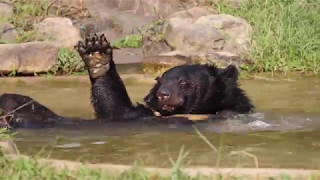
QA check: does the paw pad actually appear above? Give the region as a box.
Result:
[76,34,113,78]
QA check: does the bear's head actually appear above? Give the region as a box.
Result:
[144,64,241,116]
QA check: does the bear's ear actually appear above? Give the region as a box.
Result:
[221,65,239,81]
[204,64,218,76]
[155,76,162,83]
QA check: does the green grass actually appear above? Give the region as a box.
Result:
[49,47,85,75]
[0,153,319,180]
[7,0,52,43]
[0,0,86,75]
[111,19,165,49]
[0,129,11,140]
[0,146,210,180]
[2,0,87,43]
[214,0,320,74]
[0,157,105,180]
[112,34,143,49]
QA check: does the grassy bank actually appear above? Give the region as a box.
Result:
[0,155,320,180]
[215,0,320,74]
[3,0,319,76]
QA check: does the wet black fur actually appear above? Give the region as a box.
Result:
[89,56,154,120]
[144,64,254,115]
[79,35,154,120]
[0,94,62,128]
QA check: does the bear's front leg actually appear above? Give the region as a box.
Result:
[76,34,134,120]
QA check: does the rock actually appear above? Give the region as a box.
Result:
[141,6,215,57]
[0,23,17,43]
[166,6,215,19]
[142,55,189,74]
[142,40,172,57]
[196,14,252,54]
[141,49,245,74]
[0,2,13,18]
[113,48,144,64]
[133,0,182,18]
[85,0,195,18]
[165,9,252,55]
[0,42,58,75]
[68,0,207,40]
[164,12,225,52]
[163,7,252,65]
[34,17,81,47]
[141,19,173,57]
[85,7,155,37]
[191,51,244,67]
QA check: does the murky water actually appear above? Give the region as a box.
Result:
[0,66,320,169]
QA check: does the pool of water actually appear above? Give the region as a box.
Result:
[0,67,320,169]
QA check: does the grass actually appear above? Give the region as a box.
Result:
[7,0,52,42]
[111,19,165,49]
[0,157,196,180]
[138,19,166,42]
[2,0,319,76]
[0,157,319,180]
[0,156,106,180]
[0,0,88,76]
[213,0,320,74]
[0,129,11,140]
[1,0,89,43]
[112,34,143,49]
[49,47,85,75]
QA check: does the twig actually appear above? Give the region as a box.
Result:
[0,100,35,129]
[0,100,35,118]
[230,150,259,168]
[45,0,58,14]
[0,115,13,129]
[193,125,218,152]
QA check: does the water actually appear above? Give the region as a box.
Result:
[0,68,320,169]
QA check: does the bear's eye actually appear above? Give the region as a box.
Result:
[179,79,188,88]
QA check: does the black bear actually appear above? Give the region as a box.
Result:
[144,64,254,116]
[77,34,253,120]
[0,34,254,129]
[0,94,62,128]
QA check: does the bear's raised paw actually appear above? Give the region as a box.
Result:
[76,34,113,78]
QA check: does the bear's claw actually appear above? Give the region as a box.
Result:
[76,34,113,78]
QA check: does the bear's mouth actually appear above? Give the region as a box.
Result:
[158,100,184,112]
[156,91,184,113]
[161,104,176,112]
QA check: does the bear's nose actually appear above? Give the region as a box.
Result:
[157,89,170,100]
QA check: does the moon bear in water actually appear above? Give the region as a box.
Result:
[0,34,254,129]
